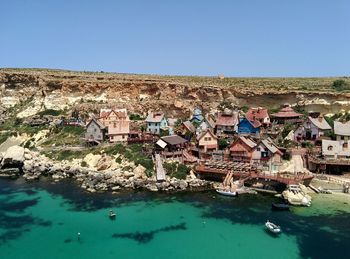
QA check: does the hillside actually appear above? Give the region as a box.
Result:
[1,68,350,118]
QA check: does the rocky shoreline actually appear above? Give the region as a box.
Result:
[0,145,213,193]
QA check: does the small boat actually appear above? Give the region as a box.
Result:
[216,189,238,197]
[271,203,290,211]
[265,220,281,234]
[109,210,116,219]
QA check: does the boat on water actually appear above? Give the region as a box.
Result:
[265,220,281,234]
[109,210,116,219]
[271,203,290,211]
[216,189,238,197]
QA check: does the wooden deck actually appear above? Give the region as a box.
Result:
[195,162,313,185]
[155,154,166,181]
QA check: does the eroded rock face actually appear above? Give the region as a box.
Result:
[2,69,350,116]
[1,145,25,168]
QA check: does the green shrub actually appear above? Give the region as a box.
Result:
[129,114,143,121]
[37,109,63,116]
[164,162,190,179]
[333,80,350,92]
[81,161,88,167]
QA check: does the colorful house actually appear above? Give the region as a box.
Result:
[238,117,261,135]
[229,136,257,163]
[99,108,130,142]
[215,110,239,136]
[145,111,168,135]
[85,118,106,144]
[180,120,196,140]
[322,139,350,160]
[271,103,303,124]
[245,107,270,126]
[190,107,204,124]
[334,121,350,141]
[196,114,216,136]
[252,139,282,172]
[294,116,331,141]
[197,129,218,153]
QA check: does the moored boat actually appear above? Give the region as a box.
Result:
[216,189,238,197]
[109,210,116,219]
[265,220,281,234]
[271,203,290,211]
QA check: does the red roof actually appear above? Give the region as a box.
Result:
[245,107,269,121]
[216,112,239,126]
[272,106,303,118]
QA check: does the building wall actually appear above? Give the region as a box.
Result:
[238,119,260,134]
[336,135,350,141]
[198,132,218,152]
[146,118,168,134]
[85,122,103,141]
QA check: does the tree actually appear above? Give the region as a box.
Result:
[218,138,229,150]
[333,80,349,91]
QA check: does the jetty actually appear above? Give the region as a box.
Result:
[155,154,166,181]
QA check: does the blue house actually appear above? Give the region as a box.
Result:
[145,112,168,134]
[238,117,261,135]
[190,107,204,124]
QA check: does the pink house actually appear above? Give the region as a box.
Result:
[99,108,130,142]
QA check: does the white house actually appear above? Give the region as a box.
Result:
[334,121,350,141]
[322,139,350,160]
[252,138,282,172]
[294,116,331,141]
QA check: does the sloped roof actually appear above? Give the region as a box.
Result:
[230,136,256,152]
[261,139,282,155]
[334,121,350,136]
[216,111,239,126]
[242,117,262,128]
[86,117,105,129]
[246,107,269,121]
[145,112,165,123]
[196,129,218,141]
[161,135,188,146]
[240,136,257,148]
[183,121,196,133]
[271,106,303,118]
[309,116,331,130]
[100,108,128,120]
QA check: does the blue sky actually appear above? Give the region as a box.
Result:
[0,0,349,76]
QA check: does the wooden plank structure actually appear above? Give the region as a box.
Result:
[155,154,166,181]
[195,161,313,185]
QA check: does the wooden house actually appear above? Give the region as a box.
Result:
[197,129,218,153]
[322,139,350,160]
[271,103,303,124]
[238,117,261,135]
[85,118,106,144]
[99,108,130,142]
[334,121,350,141]
[179,120,196,140]
[252,139,282,172]
[196,114,216,136]
[229,136,257,163]
[245,107,270,126]
[294,116,331,141]
[215,111,239,136]
[145,111,168,135]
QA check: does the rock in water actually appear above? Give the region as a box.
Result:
[1,145,25,168]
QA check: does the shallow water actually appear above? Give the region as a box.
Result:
[0,178,350,259]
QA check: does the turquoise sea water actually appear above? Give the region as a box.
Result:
[0,178,350,259]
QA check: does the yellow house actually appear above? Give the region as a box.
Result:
[197,129,218,153]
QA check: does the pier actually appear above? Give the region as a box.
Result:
[155,154,166,181]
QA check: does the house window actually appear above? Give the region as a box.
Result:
[341,136,345,140]
[257,147,261,151]
[343,143,348,149]
[94,128,97,132]
[148,123,151,127]
[122,135,125,139]
[208,137,211,141]
[114,123,116,127]
[111,136,114,140]
[328,145,333,151]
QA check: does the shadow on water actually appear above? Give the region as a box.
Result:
[112,222,187,244]
[1,178,350,258]
[175,191,350,259]
[0,180,52,246]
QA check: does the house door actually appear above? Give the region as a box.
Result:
[305,130,312,140]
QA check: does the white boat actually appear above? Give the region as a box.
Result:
[265,220,281,234]
[216,189,238,197]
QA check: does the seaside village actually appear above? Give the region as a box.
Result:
[80,103,350,205]
[2,102,350,208]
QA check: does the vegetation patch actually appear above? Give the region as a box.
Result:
[163,162,190,179]
[37,109,63,116]
[42,125,85,147]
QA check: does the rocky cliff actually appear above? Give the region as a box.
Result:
[1,68,350,117]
